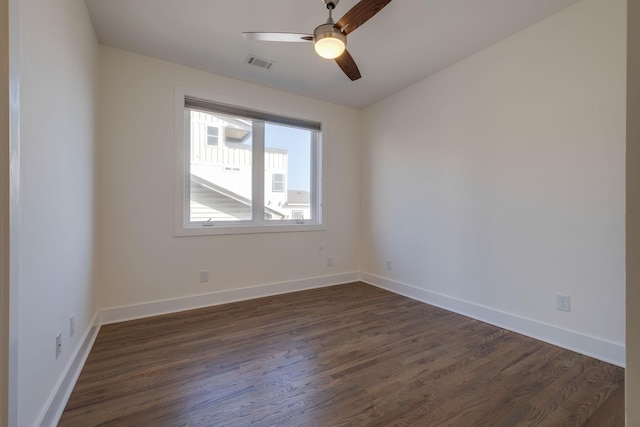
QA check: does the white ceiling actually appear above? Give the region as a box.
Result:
[85,0,581,109]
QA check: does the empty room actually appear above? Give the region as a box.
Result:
[2,0,639,426]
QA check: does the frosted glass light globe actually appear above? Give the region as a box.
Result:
[313,24,346,60]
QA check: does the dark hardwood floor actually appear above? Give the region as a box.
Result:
[59,282,624,426]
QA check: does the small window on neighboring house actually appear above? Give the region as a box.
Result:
[272,173,285,192]
[207,126,219,146]
[292,210,304,220]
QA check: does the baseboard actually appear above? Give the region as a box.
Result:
[361,272,625,368]
[37,312,101,427]
[99,272,361,325]
[34,270,623,427]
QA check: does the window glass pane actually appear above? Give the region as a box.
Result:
[264,123,312,221]
[189,109,253,222]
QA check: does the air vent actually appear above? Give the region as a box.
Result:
[246,55,276,70]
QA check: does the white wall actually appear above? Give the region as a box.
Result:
[627,0,639,422]
[96,47,361,311]
[362,0,626,363]
[18,0,98,425]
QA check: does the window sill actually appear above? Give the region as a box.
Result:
[175,223,326,237]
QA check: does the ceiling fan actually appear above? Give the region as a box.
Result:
[242,0,393,81]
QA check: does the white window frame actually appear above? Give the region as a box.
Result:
[174,86,324,236]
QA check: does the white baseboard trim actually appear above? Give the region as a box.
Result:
[35,271,624,427]
[99,272,361,325]
[37,312,101,427]
[361,272,625,368]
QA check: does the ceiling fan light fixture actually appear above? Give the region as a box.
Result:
[313,24,346,59]
[243,0,393,80]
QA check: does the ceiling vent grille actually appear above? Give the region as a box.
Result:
[246,55,276,70]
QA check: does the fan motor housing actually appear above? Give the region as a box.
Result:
[313,23,346,45]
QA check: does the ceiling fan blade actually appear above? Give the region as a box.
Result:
[242,32,313,42]
[335,49,361,81]
[335,0,392,35]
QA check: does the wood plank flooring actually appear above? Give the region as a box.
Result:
[59,282,624,426]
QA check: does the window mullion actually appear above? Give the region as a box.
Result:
[252,121,265,224]
[311,130,321,223]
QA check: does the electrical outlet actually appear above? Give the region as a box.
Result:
[55,333,62,359]
[327,257,333,267]
[200,270,209,283]
[556,294,571,312]
[70,314,75,337]
[386,260,392,270]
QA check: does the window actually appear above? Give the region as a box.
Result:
[206,126,219,146]
[272,173,285,192]
[175,89,323,236]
